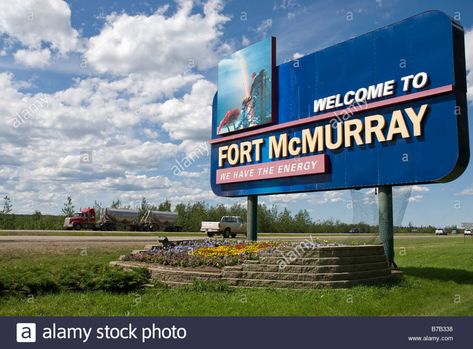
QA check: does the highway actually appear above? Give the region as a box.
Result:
[0,232,463,243]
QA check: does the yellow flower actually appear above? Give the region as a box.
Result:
[191,242,277,257]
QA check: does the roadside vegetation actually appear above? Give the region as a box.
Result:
[0,195,446,234]
[0,246,149,298]
[0,237,472,316]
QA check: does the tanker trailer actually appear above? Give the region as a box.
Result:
[98,208,141,231]
[140,210,181,232]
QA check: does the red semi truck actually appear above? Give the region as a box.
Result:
[63,207,97,230]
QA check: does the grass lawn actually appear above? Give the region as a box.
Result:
[0,236,472,316]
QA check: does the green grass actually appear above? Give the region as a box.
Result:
[0,245,150,298]
[0,237,472,316]
[0,230,202,236]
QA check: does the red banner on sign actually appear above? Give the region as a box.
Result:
[216,154,328,184]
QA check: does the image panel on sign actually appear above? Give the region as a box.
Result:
[217,38,273,135]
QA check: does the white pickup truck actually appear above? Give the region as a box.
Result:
[200,216,247,238]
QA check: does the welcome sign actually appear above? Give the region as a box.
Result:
[210,11,469,197]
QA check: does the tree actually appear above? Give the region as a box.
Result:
[94,200,102,221]
[175,203,188,229]
[0,196,14,229]
[277,208,293,233]
[139,197,149,217]
[33,210,42,220]
[158,199,172,212]
[111,199,121,208]
[293,209,312,233]
[2,195,12,214]
[61,196,75,217]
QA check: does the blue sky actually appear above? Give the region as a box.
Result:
[0,0,473,227]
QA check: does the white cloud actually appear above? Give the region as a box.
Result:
[0,0,80,54]
[269,191,346,205]
[465,28,473,104]
[13,48,51,67]
[0,71,214,213]
[269,193,310,204]
[86,0,230,76]
[458,185,473,196]
[242,35,250,46]
[408,195,423,203]
[314,191,345,204]
[150,79,216,142]
[255,18,273,37]
[409,185,430,193]
[143,128,158,139]
[395,185,430,194]
[273,0,304,19]
[292,52,303,60]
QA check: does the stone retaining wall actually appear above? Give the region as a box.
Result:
[112,244,392,289]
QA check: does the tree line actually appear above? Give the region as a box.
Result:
[0,195,444,233]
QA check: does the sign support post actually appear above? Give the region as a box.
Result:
[378,186,395,267]
[247,195,258,241]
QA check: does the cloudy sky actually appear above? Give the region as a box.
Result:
[0,0,472,227]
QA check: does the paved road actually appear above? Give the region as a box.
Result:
[0,235,184,242]
[0,229,165,234]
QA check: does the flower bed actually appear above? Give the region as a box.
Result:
[123,239,284,268]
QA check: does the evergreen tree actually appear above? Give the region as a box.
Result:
[111,199,121,208]
[94,200,102,221]
[61,196,75,217]
[2,195,12,214]
[158,199,172,212]
[140,197,149,217]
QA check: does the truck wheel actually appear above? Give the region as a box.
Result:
[223,228,231,238]
[207,231,214,238]
[74,224,82,231]
[231,233,237,238]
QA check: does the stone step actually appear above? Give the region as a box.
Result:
[111,261,222,283]
[271,246,384,259]
[244,260,260,264]
[224,275,392,289]
[241,261,389,273]
[144,244,161,250]
[260,254,387,266]
[152,270,221,283]
[222,268,390,282]
[161,280,192,288]
[130,249,149,255]
[148,266,221,283]
[271,245,385,258]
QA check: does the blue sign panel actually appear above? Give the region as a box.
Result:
[210,11,469,197]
